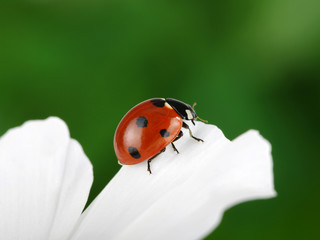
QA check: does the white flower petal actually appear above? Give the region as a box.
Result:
[71,123,276,240]
[0,117,93,240]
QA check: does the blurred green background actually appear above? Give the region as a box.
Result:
[0,0,319,239]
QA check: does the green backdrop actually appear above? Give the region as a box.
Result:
[0,0,319,239]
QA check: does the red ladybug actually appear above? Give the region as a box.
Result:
[114,98,204,174]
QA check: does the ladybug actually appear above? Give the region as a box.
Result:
[114,98,205,174]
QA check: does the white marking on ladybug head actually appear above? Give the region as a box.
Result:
[165,102,173,109]
[186,109,193,120]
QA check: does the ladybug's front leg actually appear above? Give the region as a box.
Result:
[147,148,166,174]
[182,122,204,142]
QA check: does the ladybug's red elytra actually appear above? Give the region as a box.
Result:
[114,98,205,174]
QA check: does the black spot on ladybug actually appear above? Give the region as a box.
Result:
[160,129,170,138]
[150,99,165,107]
[128,147,141,159]
[136,116,148,128]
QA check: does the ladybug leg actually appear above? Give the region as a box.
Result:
[182,122,204,142]
[147,148,166,174]
[171,131,183,154]
[171,143,179,154]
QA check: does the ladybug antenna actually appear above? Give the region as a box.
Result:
[192,102,208,123]
[196,115,208,123]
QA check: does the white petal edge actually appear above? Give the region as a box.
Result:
[71,122,276,240]
[0,117,93,240]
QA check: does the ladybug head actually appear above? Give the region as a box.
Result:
[166,98,197,123]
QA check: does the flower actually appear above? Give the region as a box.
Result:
[0,117,276,240]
